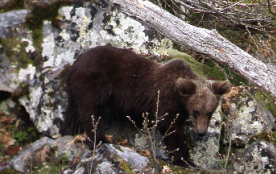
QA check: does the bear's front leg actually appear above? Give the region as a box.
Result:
[160,124,196,168]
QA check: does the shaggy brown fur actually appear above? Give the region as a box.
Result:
[60,46,230,166]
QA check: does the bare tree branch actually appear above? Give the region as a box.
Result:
[267,0,276,16]
[157,0,276,33]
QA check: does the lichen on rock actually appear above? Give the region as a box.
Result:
[233,140,276,173]
[222,86,275,146]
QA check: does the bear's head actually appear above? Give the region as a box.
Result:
[176,78,230,136]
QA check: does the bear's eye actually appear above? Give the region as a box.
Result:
[193,110,199,117]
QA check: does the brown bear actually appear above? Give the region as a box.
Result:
[60,46,230,166]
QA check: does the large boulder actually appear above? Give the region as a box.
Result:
[11,136,153,173]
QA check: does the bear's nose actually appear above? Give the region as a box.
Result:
[197,130,206,137]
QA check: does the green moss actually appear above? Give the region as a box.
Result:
[58,152,69,162]
[13,130,28,145]
[2,0,24,12]
[111,154,134,174]
[32,164,64,174]
[158,48,246,85]
[1,37,34,70]
[25,0,78,31]
[263,100,276,117]
[248,132,276,146]
[202,59,226,80]
[202,59,247,86]
[10,123,38,146]
[58,65,71,90]
[254,89,276,118]
[118,159,133,174]
[271,38,276,54]
[0,168,19,174]
[156,48,207,75]
[31,28,43,54]
[0,141,5,157]
[214,160,233,173]
[31,157,68,174]
[12,83,30,99]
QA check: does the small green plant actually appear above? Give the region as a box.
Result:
[13,130,28,145]
[32,164,65,174]
[10,123,38,146]
[0,141,5,156]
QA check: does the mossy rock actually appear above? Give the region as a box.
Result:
[0,37,34,71]
[254,88,276,118]
[248,132,276,146]
[1,0,24,12]
[24,0,80,31]
[156,48,246,86]
[118,158,133,174]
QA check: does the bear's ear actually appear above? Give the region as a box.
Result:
[176,78,196,95]
[212,81,231,95]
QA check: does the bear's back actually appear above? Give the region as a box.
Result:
[69,46,159,82]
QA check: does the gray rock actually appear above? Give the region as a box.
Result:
[134,133,169,160]
[72,167,85,174]
[11,136,153,173]
[63,143,153,173]
[233,140,276,174]
[96,143,150,172]
[11,136,91,173]
[97,161,117,174]
[0,53,25,93]
[0,10,29,38]
[0,10,36,96]
[12,137,55,173]
[223,87,275,146]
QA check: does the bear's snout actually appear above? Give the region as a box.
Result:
[196,129,207,137]
[194,116,209,137]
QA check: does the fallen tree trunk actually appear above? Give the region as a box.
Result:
[110,0,276,99]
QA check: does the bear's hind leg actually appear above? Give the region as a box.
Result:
[60,97,83,136]
[78,105,108,148]
[74,74,112,148]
